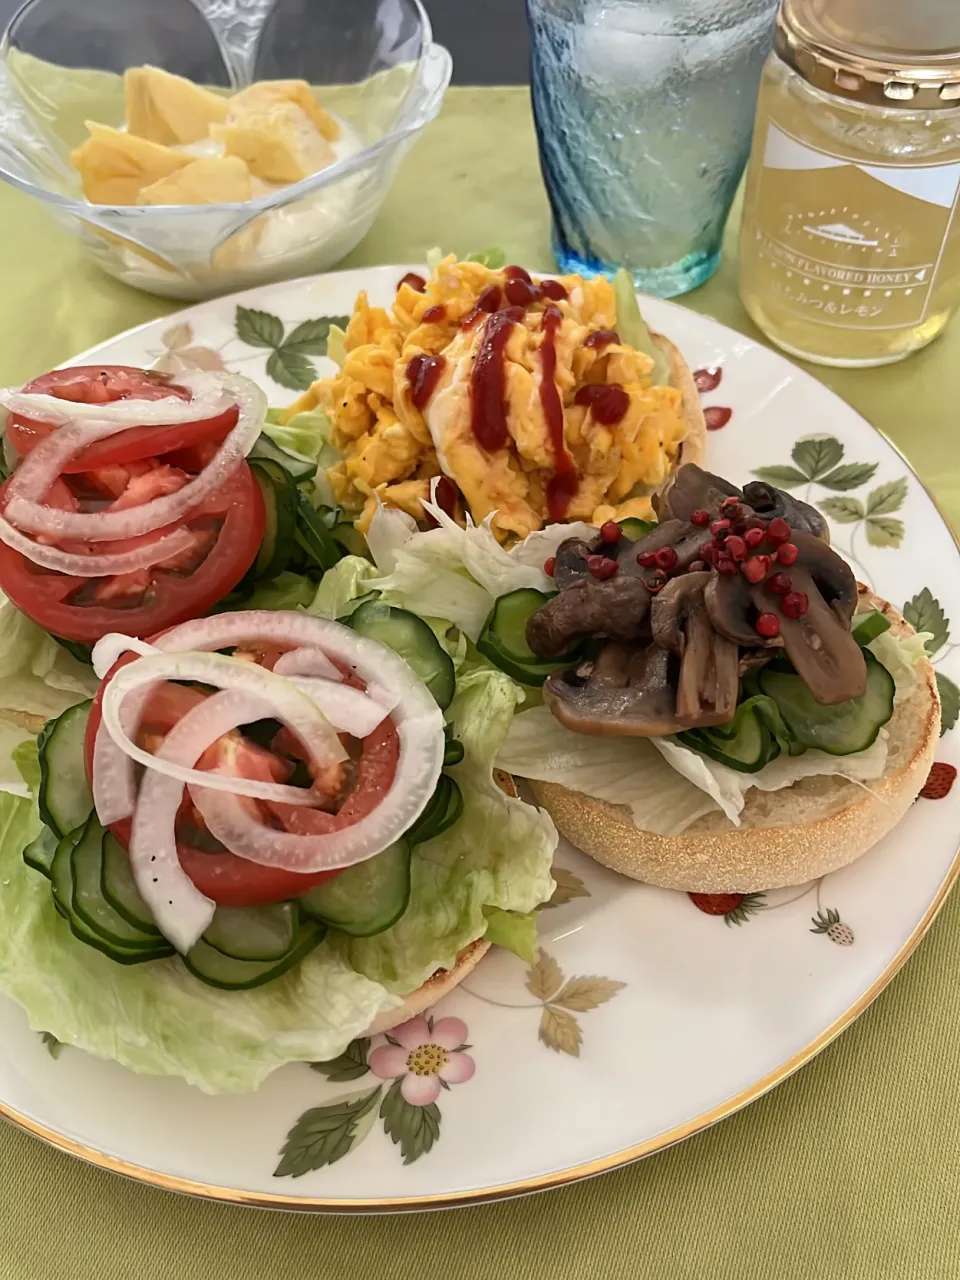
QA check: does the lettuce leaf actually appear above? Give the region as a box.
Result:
[0,593,97,795]
[869,627,931,699]
[343,668,556,990]
[0,796,399,1092]
[499,702,889,836]
[366,498,593,640]
[240,572,317,613]
[307,555,378,620]
[497,705,718,836]
[482,907,539,963]
[0,675,554,1093]
[612,268,670,386]
[651,734,888,827]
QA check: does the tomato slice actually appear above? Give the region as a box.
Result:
[8,365,238,471]
[0,461,265,643]
[84,656,400,908]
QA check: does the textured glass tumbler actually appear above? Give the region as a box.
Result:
[527,0,777,296]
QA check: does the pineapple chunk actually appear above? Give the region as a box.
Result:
[125,65,229,145]
[228,79,340,142]
[137,155,253,205]
[212,101,335,184]
[70,122,190,204]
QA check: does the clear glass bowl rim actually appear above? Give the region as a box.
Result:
[0,0,451,220]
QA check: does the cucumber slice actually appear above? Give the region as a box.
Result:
[407,774,464,845]
[204,903,297,962]
[348,600,456,710]
[443,737,465,766]
[298,841,411,936]
[851,609,893,647]
[51,819,172,965]
[617,518,656,541]
[37,701,93,838]
[183,919,325,990]
[71,822,164,951]
[50,825,85,918]
[679,699,772,772]
[23,826,59,879]
[250,459,298,581]
[249,432,318,482]
[295,491,343,571]
[477,589,580,686]
[101,833,162,935]
[759,651,894,755]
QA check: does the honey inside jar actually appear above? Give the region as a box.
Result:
[738,0,960,368]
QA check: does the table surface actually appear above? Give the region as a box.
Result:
[2,86,960,1280]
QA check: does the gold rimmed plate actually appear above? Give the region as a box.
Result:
[0,267,957,1211]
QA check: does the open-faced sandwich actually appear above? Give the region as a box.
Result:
[496,465,940,891]
[0,266,788,1097]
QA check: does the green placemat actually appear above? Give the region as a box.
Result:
[1,87,959,1280]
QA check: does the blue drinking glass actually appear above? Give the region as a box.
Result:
[527,0,778,296]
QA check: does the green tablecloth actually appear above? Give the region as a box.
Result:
[2,87,960,1279]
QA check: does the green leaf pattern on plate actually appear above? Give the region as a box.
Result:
[234,306,350,391]
[274,1086,382,1177]
[904,589,949,656]
[380,1077,442,1165]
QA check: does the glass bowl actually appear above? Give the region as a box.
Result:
[0,0,451,299]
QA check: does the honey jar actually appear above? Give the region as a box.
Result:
[738,0,960,367]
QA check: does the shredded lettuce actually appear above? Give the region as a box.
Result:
[307,555,378,620]
[612,268,670,386]
[239,572,317,613]
[326,324,347,370]
[366,498,589,640]
[426,246,506,272]
[652,734,888,827]
[264,406,335,466]
[497,705,719,836]
[465,247,507,269]
[870,627,932,698]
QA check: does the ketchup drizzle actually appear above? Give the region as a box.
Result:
[406,354,446,411]
[574,383,630,426]
[422,304,446,325]
[398,272,426,293]
[539,305,580,522]
[469,306,523,452]
[462,285,503,330]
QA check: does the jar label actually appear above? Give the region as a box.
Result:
[748,122,960,330]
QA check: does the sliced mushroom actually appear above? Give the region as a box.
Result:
[789,530,857,623]
[654,464,741,522]
[526,576,653,659]
[544,641,687,736]
[741,481,829,542]
[552,537,593,589]
[705,530,865,704]
[767,565,866,703]
[705,571,773,647]
[651,573,739,725]
[621,519,713,575]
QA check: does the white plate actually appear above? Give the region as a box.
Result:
[1,266,958,1211]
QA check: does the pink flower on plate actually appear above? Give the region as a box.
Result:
[368,1015,475,1106]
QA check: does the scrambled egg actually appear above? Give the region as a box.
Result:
[284,257,688,540]
[71,65,340,206]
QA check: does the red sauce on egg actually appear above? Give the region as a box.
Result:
[539,305,580,522]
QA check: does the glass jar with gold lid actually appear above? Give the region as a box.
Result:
[738,0,960,367]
